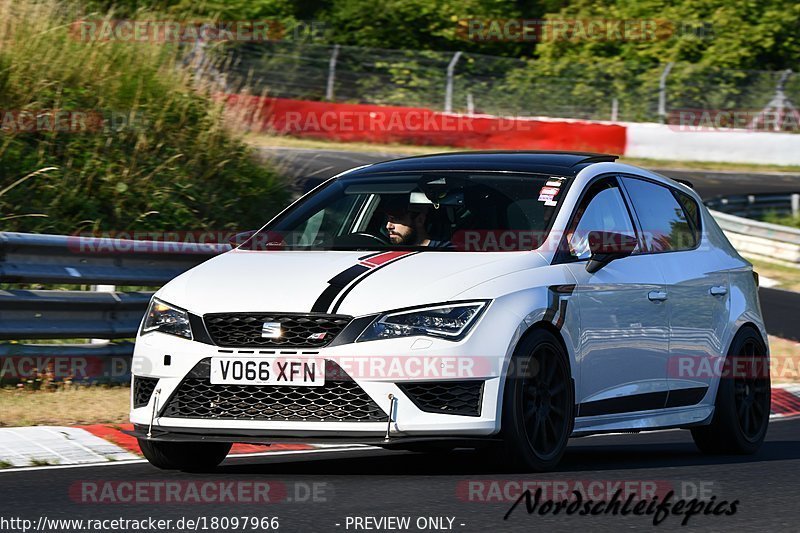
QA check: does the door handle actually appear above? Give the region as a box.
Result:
[648,291,668,302]
[709,286,728,296]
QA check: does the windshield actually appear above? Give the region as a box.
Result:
[241,172,571,252]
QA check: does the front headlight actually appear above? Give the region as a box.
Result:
[141,298,192,339]
[357,301,488,342]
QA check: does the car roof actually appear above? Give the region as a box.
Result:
[342,151,619,178]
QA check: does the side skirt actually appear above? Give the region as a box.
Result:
[571,404,715,437]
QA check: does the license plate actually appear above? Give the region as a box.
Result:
[209,357,326,386]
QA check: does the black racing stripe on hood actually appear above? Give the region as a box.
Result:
[330,252,420,313]
[310,264,370,313]
[358,251,385,261]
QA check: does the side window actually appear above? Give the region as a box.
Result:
[621,177,696,252]
[566,179,637,261]
[675,190,702,245]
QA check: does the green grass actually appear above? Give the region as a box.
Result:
[762,212,800,229]
[0,0,289,235]
[750,258,800,292]
[0,385,131,427]
[28,458,58,467]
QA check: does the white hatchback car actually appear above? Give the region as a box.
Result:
[130,151,770,472]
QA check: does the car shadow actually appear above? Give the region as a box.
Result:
[215,433,800,477]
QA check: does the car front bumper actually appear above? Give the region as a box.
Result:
[129,311,519,440]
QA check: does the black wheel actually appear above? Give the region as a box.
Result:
[138,439,232,471]
[691,327,770,454]
[497,328,574,471]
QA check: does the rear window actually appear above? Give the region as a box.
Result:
[621,177,697,252]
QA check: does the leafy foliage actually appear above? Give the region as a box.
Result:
[0,0,288,234]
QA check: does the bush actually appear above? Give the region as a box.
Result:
[762,211,800,229]
[0,0,289,234]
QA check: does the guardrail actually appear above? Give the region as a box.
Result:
[0,232,228,285]
[705,192,800,219]
[0,289,152,340]
[0,232,230,383]
[710,209,800,267]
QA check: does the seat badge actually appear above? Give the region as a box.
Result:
[261,322,282,338]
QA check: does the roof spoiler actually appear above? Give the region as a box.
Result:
[574,154,619,166]
[673,178,695,189]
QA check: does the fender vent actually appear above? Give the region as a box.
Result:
[133,376,159,408]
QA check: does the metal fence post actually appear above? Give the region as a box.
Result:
[325,44,340,101]
[792,193,800,218]
[90,284,116,344]
[444,51,463,113]
[611,98,619,121]
[658,62,674,123]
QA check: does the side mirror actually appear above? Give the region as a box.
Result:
[228,230,257,248]
[586,231,638,273]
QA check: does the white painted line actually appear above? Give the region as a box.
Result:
[0,427,139,467]
[5,428,74,465]
[758,275,780,288]
[43,428,107,462]
[0,441,29,463]
[0,459,148,473]
[0,445,379,473]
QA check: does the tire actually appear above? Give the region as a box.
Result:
[496,328,575,472]
[691,327,770,454]
[138,439,232,471]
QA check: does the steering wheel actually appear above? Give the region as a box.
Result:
[350,231,390,244]
[333,231,391,247]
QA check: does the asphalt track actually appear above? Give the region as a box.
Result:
[2,416,799,532]
[259,147,800,341]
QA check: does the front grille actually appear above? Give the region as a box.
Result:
[133,376,159,408]
[204,313,351,347]
[161,359,386,422]
[398,381,484,417]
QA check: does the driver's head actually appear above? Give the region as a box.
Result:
[382,198,429,245]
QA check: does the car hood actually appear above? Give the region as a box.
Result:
[157,249,548,316]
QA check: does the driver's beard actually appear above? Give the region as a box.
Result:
[401,227,418,245]
[392,226,417,245]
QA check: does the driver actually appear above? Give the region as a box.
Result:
[383,198,450,248]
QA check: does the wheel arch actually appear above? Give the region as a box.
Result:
[494,320,577,434]
[727,319,770,357]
